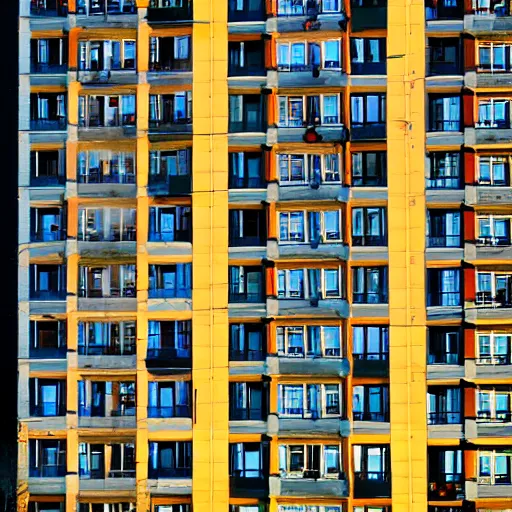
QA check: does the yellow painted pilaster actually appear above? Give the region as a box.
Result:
[387,0,427,510]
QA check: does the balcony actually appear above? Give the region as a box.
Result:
[350,3,387,31]
[147,175,192,197]
[269,475,348,498]
[350,124,386,141]
[465,127,512,146]
[30,118,67,131]
[147,2,193,23]
[146,348,192,370]
[30,1,68,17]
[230,473,268,499]
[353,472,391,498]
[266,356,350,377]
[352,356,389,377]
[351,62,386,75]
[269,415,350,437]
[466,479,512,499]
[428,479,464,501]
[30,62,68,74]
[428,412,464,439]
[78,406,136,429]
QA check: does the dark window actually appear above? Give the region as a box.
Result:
[229,210,266,247]
[229,442,265,478]
[353,385,389,421]
[147,320,192,361]
[229,152,264,188]
[427,152,461,189]
[427,269,461,307]
[352,207,387,246]
[148,264,192,299]
[30,208,64,241]
[148,381,191,418]
[149,206,191,242]
[425,0,464,19]
[78,40,136,71]
[29,378,66,417]
[30,150,64,186]
[30,264,66,300]
[30,38,68,73]
[78,321,136,356]
[428,38,461,76]
[149,442,192,478]
[428,386,462,424]
[228,0,265,21]
[351,151,387,187]
[78,381,135,417]
[353,444,390,486]
[229,41,265,76]
[229,95,264,133]
[229,266,264,303]
[149,149,191,196]
[78,95,136,127]
[30,93,67,130]
[350,94,386,139]
[30,0,68,17]
[427,209,461,248]
[29,439,66,477]
[230,382,266,420]
[428,328,461,365]
[149,93,191,127]
[79,265,136,298]
[352,266,388,304]
[350,38,386,75]
[429,95,461,132]
[353,325,389,361]
[149,36,191,72]
[30,320,67,359]
[428,448,464,500]
[229,323,265,361]
[76,0,136,14]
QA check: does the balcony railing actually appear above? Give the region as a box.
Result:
[149,61,192,73]
[476,355,512,365]
[30,176,66,187]
[427,292,461,307]
[351,62,386,75]
[229,349,265,361]
[352,292,388,304]
[426,176,461,189]
[29,346,67,359]
[230,408,264,421]
[428,411,461,425]
[30,119,67,131]
[148,231,191,243]
[29,465,66,478]
[428,353,461,365]
[148,288,191,299]
[477,236,511,247]
[229,176,264,189]
[79,406,136,417]
[146,348,192,369]
[30,5,68,17]
[228,66,266,77]
[428,478,463,500]
[353,411,389,422]
[30,230,64,242]
[352,235,387,247]
[350,124,386,140]
[429,62,461,76]
[30,290,67,300]
[31,404,66,417]
[77,341,136,356]
[429,120,460,132]
[147,4,193,22]
[148,175,192,196]
[229,120,264,133]
[229,236,266,247]
[78,172,136,185]
[31,63,68,74]
[229,292,264,304]
[148,405,191,418]
[108,470,136,478]
[476,293,512,308]
[427,235,461,248]
[477,411,512,422]
[353,471,391,498]
[148,468,192,479]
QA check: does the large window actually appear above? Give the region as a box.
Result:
[353,385,389,421]
[428,448,463,500]
[230,443,265,478]
[149,93,192,127]
[477,387,512,422]
[277,0,343,15]
[279,444,341,478]
[352,207,387,246]
[278,95,341,127]
[149,442,192,478]
[277,325,342,357]
[78,380,135,417]
[79,95,135,128]
[352,326,389,361]
[350,38,386,75]
[479,43,512,72]
[78,208,136,242]
[351,152,387,187]
[351,94,386,132]
[429,95,461,131]
[30,264,66,300]
[427,152,460,189]
[229,266,264,303]
[479,450,512,485]
[229,41,265,77]
[230,209,266,247]
[149,206,191,242]
[427,210,461,248]
[31,38,68,73]
[228,0,265,21]
[429,38,461,75]
[279,210,342,243]
[477,99,510,129]
[30,320,67,358]
[476,271,512,307]
[277,267,343,299]
[229,94,264,132]
[477,332,512,365]
[277,40,342,71]
[428,328,461,365]
[352,266,388,304]
[427,387,461,424]
[148,381,191,418]
[30,93,67,130]
[30,150,64,186]
[278,153,340,184]
[149,36,191,72]
[29,378,66,417]
[79,265,136,298]
[78,40,136,71]
[30,207,64,242]
[29,439,66,478]
[478,155,509,186]
[427,269,461,307]
[278,383,342,418]
[353,445,389,482]
[478,215,512,246]
[229,323,265,361]
[230,382,266,420]
[148,264,192,299]
[78,321,136,356]
[147,320,192,360]
[78,150,136,184]
[229,152,263,188]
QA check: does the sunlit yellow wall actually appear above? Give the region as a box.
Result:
[387,0,428,509]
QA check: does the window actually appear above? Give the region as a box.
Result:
[352,267,388,304]
[29,378,66,417]
[154,506,190,512]
[230,210,266,246]
[30,264,66,300]
[279,210,342,243]
[149,93,192,126]
[427,152,461,189]
[149,149,191,194]
[149,36,192,71]
[79,265,136,298]
[228,41,265,76]
[78,321,136,356]
[471,0,509,14]
[228,0,265,21]
[230,324,265,361]
[230,443,265,478]
[78,95,136,127]
[278,153,340,184]
[353,326,389,361]
[350,38,386,75]
[79,443,135,479]
[30,208,63,242]
[279,508,342,512]
[30,0,68,16]
[477,99,510,128]
[30,93,67,130]
[230,382,266,420]
[147,320,192,360]
[352,207,387,246]
[277,325,342,357]
[278,383,342,418]
[478,156,510,186]
[476,271,512,307]
[148,381,191,418]
[229,152,263,188]
[429,38,461,75]
[477,387,512,422]
[148,264,192,299]
[30,320,67,358]
[29,439,66,478]
[351,152,387,187]
[229,94,264,132]
[78,208,136,242]
[479,451,512,485]
[278,95,340,127]
[149,206,191,242]
[427,269,461,306]
[277,40,341,71]
[479,43,512,72]
[149,442,192,478]
[277,0,342,15]
[350,94,386,128]
[353,445,389,482]
[428,448,463,500]
[277,268,343,299]
[477,332,511,365]
[478,215,512,246]
[429,95,461,131]
[427,210,461,248]
[428,328,461,365]
[279,444,341,478]
[229,266,264,303]
[78,40,136,71]
[78,381,135,417]
[353,385,389,421]
[30,150,63,186]
[78,150,136,184]
[428,387,461,424]
[31,38,67,73]
[78,504,135,512]
[30,503,66,512]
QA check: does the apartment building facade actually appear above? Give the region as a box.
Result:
[17,0,512,511]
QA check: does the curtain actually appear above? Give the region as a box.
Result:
[307,326,321,356]
[351,39,364,63]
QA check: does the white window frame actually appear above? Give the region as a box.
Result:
[79,95,136,128]
[476,331,512,364]
[78,39,136,71]
[477,387,512,422]
[477,98,510,128]
[277,94,341,127]
[476,271,512,306]
[477,215,512,245]
[278,383,343,418]
[276,39,342,71]
[477,155,509,185]
[278,210,342,244]
[479,42,512,73]
[277,153,342,185]
[276,325,342,358]
[277,268,343,299]
[478,450,512,485]
[278,443,341,479]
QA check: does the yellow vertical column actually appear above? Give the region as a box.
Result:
[192,0,229,511]
[387,0,427,510]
